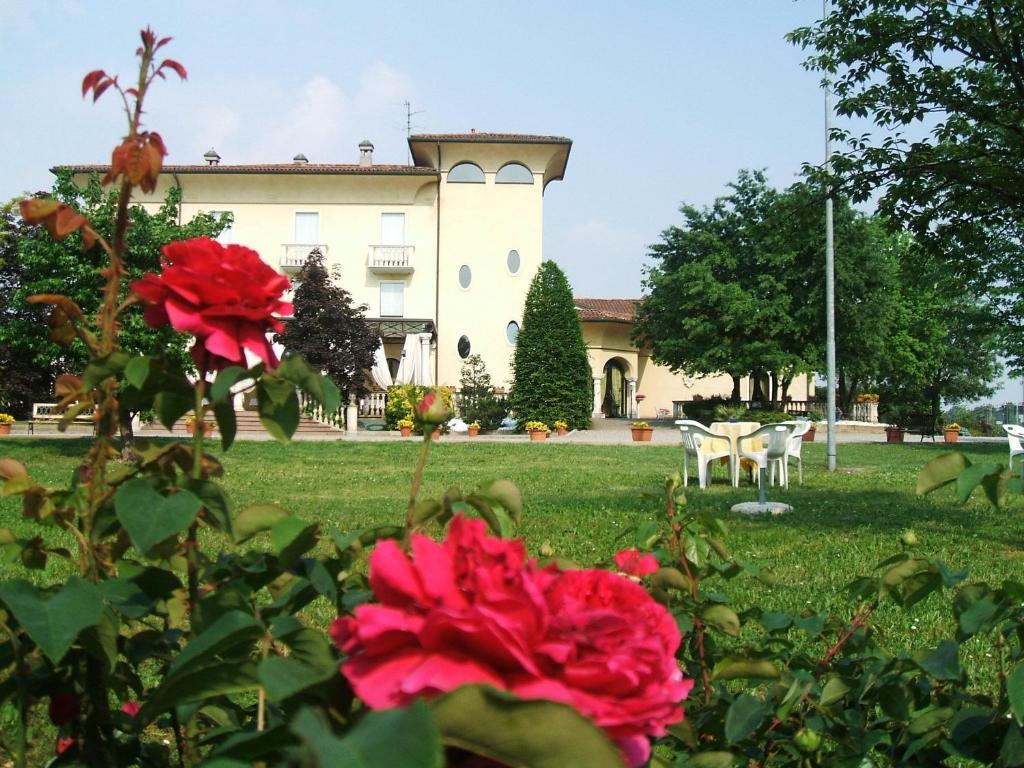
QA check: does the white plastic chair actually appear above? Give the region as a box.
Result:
[1003,424,1024,476]
[678,421,732,488]
[737,424,795,489]
[776,420,812,486]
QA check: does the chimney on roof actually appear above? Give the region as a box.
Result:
[359,139,374,166]
[203,148,221,166]
[293,153,308,165]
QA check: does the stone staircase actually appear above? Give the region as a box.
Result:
[145,410,344,439]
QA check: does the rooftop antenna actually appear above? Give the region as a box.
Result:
[403,100,425,163]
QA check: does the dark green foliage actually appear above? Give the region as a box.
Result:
[789,1,1024,375]
[509,261,592,430]
[274,251,379,402]
[458,354,508,432]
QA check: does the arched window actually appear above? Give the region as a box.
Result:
[447,162,485,183]
[495,162,534,184]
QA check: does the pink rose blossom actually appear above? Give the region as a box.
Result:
[332,516,691,766]
[131,237,292,372]
[120,700,141,718]
[614,548,659,577]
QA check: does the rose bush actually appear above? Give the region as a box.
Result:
[332,515,692,766]
[132,236,292,370]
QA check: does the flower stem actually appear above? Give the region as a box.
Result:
[404,432,433,535]
[186,361,208,623]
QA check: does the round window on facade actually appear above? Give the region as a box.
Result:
[458,335,471,359]
[507,249,521,274]
[458,264,472,289]
[506,321,520,345]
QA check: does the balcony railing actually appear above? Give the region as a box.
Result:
[281,244,328,271]
[368,245,414,274]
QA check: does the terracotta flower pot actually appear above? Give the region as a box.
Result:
[528,430,548,442]
[801,427,816,443]
[431,428,441,442]
[186,422,214,437]
[0,423,11,436]
[943,428,960,444]
[885,427,905,444]
[399,426,412,437]
[557,427,568,437]
[631,428,653,442]
[467,427,480,437]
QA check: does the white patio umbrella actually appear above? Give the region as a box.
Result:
[370,338,392,390]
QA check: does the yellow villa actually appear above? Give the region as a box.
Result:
[66,131,810,423]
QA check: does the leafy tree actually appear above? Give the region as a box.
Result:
[633,170,808,404]
[458,354,508,432]
[789,1,1024,372]
[275,250,379,402]
[0,173,225,426]
[509,261,592,430]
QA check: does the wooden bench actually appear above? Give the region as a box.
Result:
[28,403,96,434]
[907,414,937,442]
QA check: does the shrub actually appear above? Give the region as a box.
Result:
[509,261,592,430]
[385,384,455,434]
[458,354,508,432]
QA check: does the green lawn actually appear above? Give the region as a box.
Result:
[2,437,1022,682]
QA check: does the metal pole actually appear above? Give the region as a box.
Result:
[824,0,838,471]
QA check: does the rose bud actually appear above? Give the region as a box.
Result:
[415,390,450,426]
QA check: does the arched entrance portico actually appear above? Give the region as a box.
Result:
[600,358,630,418]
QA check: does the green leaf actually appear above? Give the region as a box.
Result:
[701,604,741,636]
[185,478,234,540]
[115,478,200,555]
[0,577,103,663]
[80,608,119,673]
[234,504,291,544]
[820,676,851,707]
[1000,716,1024,765]
[713,656,780,681]
[291,702,443,768]
[124,356,151,389]
[956,462,1002,503]
[481,479,523,523]
[917,640,960,681]
[258,655,335,702]
[257,377,300,442]
[277,356,340,413]
[907,706,955,736]
[154,379,195,431]
[1008,663,1024,726]
[169,610,264,676]
[210,366,249,403]
[686,753,738,768]
[139,661,260,726]
[271,517,319,568]
[650,567,692,592]
[430,685,622,767]
[82,350,131,391]
[916,452,970,495]
[979,469,1009,509]
[725,693,769,745]
[213,400,237,451]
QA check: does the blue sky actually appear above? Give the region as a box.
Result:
[2,1,1018,403]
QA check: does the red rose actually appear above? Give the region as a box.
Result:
[131,237,292,371]
[332,516,692,767]
[48,692,79,725]
[614,548,659,577]
[120,700,141,717]
[55,736,75,756]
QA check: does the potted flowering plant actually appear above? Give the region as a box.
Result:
[0,413,14,435]
[943,422,962,444]
[553,419,568,437]
[467,421,481,437]
[525,421,550,441]
[184,414,214,436]
[397,418,414,437]
[631,420,654,442]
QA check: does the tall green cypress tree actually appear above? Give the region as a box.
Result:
[509,260,593,430]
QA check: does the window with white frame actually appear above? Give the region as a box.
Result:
[294,212,319,244]
[380,281,405,317]
[380,212,405,245]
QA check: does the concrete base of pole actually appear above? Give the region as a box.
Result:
[731,501,793,516]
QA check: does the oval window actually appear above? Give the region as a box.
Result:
[458,265,472,289]
[507,249,521,274]
[506,321,520,344]
[458,335,471,359]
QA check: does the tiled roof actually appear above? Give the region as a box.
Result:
[409,132,571,144]
[57,163,439,176]
[575,298,639,323]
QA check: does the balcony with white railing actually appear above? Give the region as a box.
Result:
[367,245,414,274]
[280,244,328,272]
